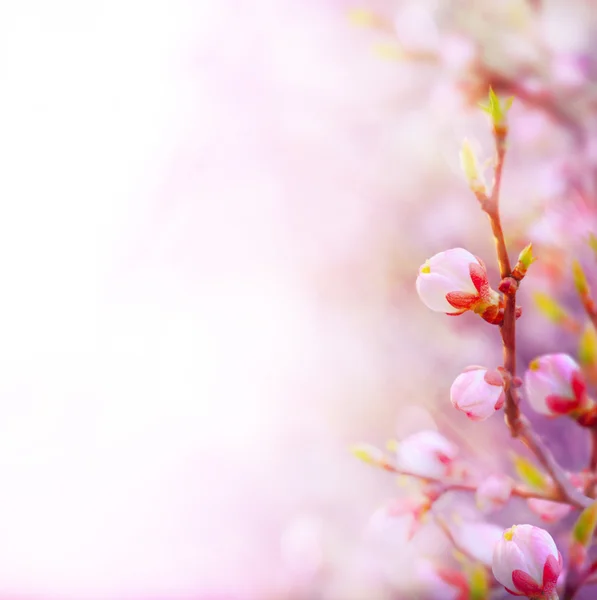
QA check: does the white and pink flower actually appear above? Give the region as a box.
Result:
[524,353,587,416]
[492,524,562,598]
[416,248,500,317]
[450,366,505,421]
[476,474,513,512]
[395,430,458,479]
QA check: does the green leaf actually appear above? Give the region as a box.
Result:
[573,502,597,547]
[517,243,535,270]
[351,443,384,465]
[588,233,597,258]
[511,453,547,490]
[478,87,513,127]
[579,323,597,368]
[532,291,570,325]
[468,563,489,600]
[572,260,589,296]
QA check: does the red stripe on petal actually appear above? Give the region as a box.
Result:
[511,570,542,596]
[446,291,479,310]
[542,553,562,592]
[571,371,587,403]
[546,394,578,415]
[469,262,489,293]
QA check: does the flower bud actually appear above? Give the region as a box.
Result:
[527,498,572,523]
[476,474,513,512]
[492,524,562,598]
[395,430,458,479]
[450,366,505,421]
[416,248,500,317]
[524,353,587,416]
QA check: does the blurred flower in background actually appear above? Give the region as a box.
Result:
[1,0,597,599]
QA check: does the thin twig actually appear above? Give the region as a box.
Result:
[379,460,576,504]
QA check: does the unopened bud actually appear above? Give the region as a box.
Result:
[450,366,504,421]
[524,353,587,416]
[416,248,499,317]
[492,525,562,598]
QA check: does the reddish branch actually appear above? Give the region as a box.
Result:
[476,125,594,510]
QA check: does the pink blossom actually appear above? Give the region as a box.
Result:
[395,430,458,479]
[524,353,587,416]
[492,524,562,598]
[450,366,505,421]
[416,248,499,316]
[476,474,513,512]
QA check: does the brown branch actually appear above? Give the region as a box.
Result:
[480,122,594,510]
[516,415,593,509]
[379,460,576,504]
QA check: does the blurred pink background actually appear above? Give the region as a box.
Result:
[1,1,597,599]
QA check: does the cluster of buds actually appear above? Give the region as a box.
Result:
[355,87,597,600]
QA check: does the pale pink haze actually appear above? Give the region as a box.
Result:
[395,430,458,479]
[385,497,430,540]
[415,560,467,600]
[416,248,497,315]
[476,474,513,512]
[492,524,562,598]
[527,498,572,523]
[524,353,586,416]
[450,366,505,421]
[451,521,503,567]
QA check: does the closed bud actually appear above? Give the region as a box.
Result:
[476,474,513,512]
[492,524,562,599]
[524,353,587,416]
[416,248,500,317]
[395,430,458,479]
[479,87,513,132]
[450,366,505,421]
[512,243,536,280]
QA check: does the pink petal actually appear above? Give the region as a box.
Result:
[446,291,479,310]
[511,570,542,596]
